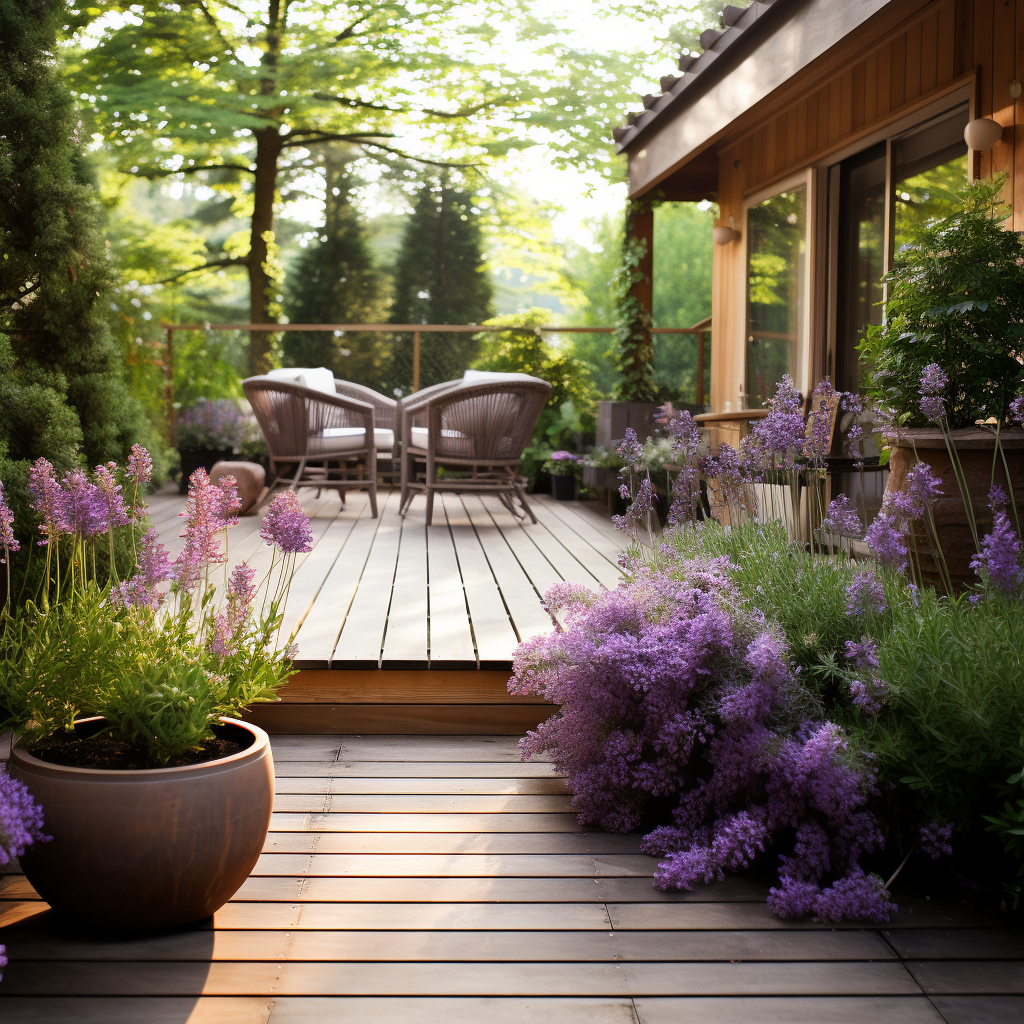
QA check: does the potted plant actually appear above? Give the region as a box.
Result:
[860,177,1024,586]
[0,449,312,931]
[175,398,246,493]
[543,451,582,500]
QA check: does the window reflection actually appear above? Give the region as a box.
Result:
[745,185,807,408]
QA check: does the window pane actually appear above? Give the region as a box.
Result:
[835,143,887,394]
[745,185,807,408]
[893,106,969,255]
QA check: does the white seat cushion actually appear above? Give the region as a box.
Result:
[320,426,394,451]
[409,426,467,448]
[265,366,338,396]
[461,369,547,386]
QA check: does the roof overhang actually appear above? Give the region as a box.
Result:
[619,0,903,200]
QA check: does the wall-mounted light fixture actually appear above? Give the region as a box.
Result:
[713,216,740,246]
[964,117,1004,151]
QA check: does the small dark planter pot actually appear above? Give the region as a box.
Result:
[10,717,274,932]
[178,448,235,493]
[550,475,577,501]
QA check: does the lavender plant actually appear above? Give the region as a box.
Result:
[0,767,48,982]
[511,557,894,922]
[0,452,311,766]
[175,398,246,452]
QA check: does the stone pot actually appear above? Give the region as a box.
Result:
[884,426,1024,590]
[10,717,273,932]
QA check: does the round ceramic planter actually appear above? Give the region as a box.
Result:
[885,426,1024,590]
[9,717,274,932]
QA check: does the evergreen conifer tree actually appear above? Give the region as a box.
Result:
[0,0,148,558]
[388,182,493,390]
[283,151,384,387]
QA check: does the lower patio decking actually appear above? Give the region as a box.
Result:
[1,734,1020,1022]
[145,484,627,733]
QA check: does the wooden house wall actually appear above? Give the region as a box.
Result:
[708,0,1024,414]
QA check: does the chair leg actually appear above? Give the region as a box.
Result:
[288,458,306,491]
[368,448,378,519]
[399,448,410,514]
[424,487,435,527]
[512,481,538,524]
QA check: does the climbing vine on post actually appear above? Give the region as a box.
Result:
[613,194,660,401]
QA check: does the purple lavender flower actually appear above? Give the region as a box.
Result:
[812,868,895,923]
[210,562,257,659]
[27,458,68,545]
[900,462,943,519]
[970,509,1022,595]
[846,572,887,616]
[94,463,130,530]
[0,766,48,867]
[61,469,107,537]
[865,511,909,574]
[617,428,643,467]
[1009,394,1024,427]
[821,495,862,538]
[173,469,227,590]
[613,476,656,536]
[849,677,887,714]
[216,475,241,528]
[752,375,806,469]
[0,482,20,555]
[989,483,1009,513]
[542,581,596,617]
[125,444,153,518]
[110,529,172,610]
[260,491,314,554]
[844,637,879,670]
[919,363,949,423]
[919,820,953,860]
[804,380,839,464]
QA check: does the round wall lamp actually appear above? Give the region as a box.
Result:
[713,223,740,245]
[964,117,1004,151]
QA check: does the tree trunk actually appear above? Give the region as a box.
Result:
[247,126,283,377]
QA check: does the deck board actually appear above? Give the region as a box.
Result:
[143,483,623,670]
[0,733,1016,1018]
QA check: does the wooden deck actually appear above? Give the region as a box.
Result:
[146,485,625,671]
[2,734,1020,1022]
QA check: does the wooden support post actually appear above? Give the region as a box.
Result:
[697,328,705,409]
[630,207,654,319]
[413,329,421,392]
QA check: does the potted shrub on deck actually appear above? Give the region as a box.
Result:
[0,450,312,931]
[544,451,582,500]
[175,398,246,493]
[860,177,1024,586]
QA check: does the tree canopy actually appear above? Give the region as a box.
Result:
[68,0,654,370]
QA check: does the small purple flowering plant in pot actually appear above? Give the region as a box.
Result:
[0,449,314,930]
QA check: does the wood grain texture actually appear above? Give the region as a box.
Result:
[270,669,537,705]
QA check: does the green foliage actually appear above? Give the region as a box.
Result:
[860,176,1024,428]
[388,182,493,390]
[0,0,150,473]
[284,157,385,387]
[614,198,657,402]
[472,309,599,480]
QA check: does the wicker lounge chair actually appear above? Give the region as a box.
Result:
[242,376,379,517]
[398,378,551,526]
[332,380,399,461]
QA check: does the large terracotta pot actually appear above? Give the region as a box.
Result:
[9,717,273,932]
[885,427,1024,590]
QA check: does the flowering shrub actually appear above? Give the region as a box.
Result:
[175,398,246,451]
[542,451,583,478]
[0,451,310,765]
[511,556,894,922]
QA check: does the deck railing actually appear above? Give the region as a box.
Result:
[161,320,711,441]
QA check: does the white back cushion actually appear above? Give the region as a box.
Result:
[265,366,337,395]
[461,369,547,386]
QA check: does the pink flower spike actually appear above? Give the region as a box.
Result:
[27,458,68,545]
[0,482,20,555]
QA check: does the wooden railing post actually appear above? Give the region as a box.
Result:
[697,328,705,409]
[413,329,421,392]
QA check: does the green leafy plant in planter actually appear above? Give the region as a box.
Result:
[860,176,1024,428]
[542,450,582,500]
[0,448,312,929]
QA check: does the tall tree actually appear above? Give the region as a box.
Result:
[283,148,384,385]
[0,0,146,476]
[69,0,650,374]
[388,182,493,390]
